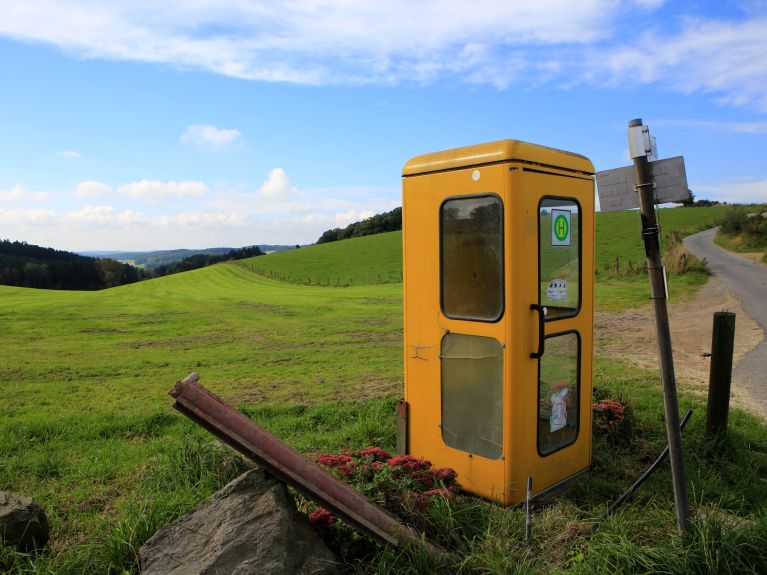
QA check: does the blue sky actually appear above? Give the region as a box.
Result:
[1,0,765,251]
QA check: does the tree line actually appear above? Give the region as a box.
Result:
[0,240,149,290]
[316,207,401,244]
[0,240,265,291]
[152,245,265,276]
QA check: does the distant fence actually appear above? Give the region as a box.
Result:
[236,261,403,287]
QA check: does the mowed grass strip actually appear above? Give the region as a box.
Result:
[240,231,403,286]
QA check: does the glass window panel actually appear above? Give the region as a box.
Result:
[441,195,503,321]
[539,198,580,320]
[538,332,579,455]
[441,333,503,460]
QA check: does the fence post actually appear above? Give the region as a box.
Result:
[706,312,736,437]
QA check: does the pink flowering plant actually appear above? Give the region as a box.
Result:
[592,395,631,446]
[308,446,460,533]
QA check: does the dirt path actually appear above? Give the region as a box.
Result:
[596,275,765,419]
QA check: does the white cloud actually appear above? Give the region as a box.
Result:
[0,1,612,83]
[180,124,243,151]
[0,2,765,111]
[75,180,111,199]
[56,150,81,159]
[334,209,375,225]
[257,168,297,200]
[117,179,208,204]
[0,185,53,203]
[593,17,767,112]
[694,179,767,204]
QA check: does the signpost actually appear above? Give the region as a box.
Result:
[596,157,690,212]
[595,119,691,535]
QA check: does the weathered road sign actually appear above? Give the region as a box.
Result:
[596,156,690,212]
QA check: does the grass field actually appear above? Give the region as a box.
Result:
[2,203,764,573]
[241,205,730,312]
[2,262,766,573]
[1,266,404,572]
[244,206,732,288]
[243,231,403,286]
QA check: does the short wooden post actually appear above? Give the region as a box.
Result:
[706,312,736,437]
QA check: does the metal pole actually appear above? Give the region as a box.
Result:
[525,476,533,543]
[628,118,690,535]
[706,312,736,437]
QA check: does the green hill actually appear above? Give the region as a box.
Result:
[244,206,735,287]
[240,231,403,286]
[3,216,766,573]
[595,204,735,273]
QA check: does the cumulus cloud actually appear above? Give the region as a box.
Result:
[180,124,243,151]
[257,168,298,200]
[0,185,53,203]
[56,150,81,159]
[75,180,111,199]
[117,179,208,204]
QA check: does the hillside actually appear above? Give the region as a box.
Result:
[2,256,766,573]
[241,231,403,286]
[239,206,734,310]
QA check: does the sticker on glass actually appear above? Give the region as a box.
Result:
[550,383,569,432]
[546,279,568,302]
[551,209,571,247]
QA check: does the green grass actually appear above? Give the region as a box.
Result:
[241,231,403,286]
[1,204,759,573]
[0,265,403,572]
[241,206,730,312]
[243,206,733,291]
[595,205,736,274]
[2,258,767,573]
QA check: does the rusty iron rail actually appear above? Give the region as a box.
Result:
[170,373,447,559]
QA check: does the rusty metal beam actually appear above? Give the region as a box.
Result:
[170,373,447,559]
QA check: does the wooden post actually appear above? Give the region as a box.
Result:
[706,312,736,437]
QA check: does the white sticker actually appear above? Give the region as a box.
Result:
[551,209,571,246]
[546,279,568,302]
[472,169,481,181]
[550,387,569,432]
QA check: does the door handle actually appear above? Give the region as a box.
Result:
[530,304,545,359]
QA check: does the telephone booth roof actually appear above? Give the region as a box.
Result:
[402,139,594,177]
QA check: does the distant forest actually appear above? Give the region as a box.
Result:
[0,240,265,291]
[0,240,149,290]
[152,245,265,276]
[317,207,401,244]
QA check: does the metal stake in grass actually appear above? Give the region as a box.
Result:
[525,476,533,543]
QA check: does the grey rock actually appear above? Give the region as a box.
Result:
[0,492,50,551]
[139,469,339,575]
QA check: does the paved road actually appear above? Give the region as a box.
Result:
[685,228,767,411]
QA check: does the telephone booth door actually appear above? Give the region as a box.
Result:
[402,140,594,504]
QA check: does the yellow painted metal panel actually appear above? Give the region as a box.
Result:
[402,139,594,178]
[403,141,594,505]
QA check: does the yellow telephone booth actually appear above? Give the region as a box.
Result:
[401,140,595,504]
